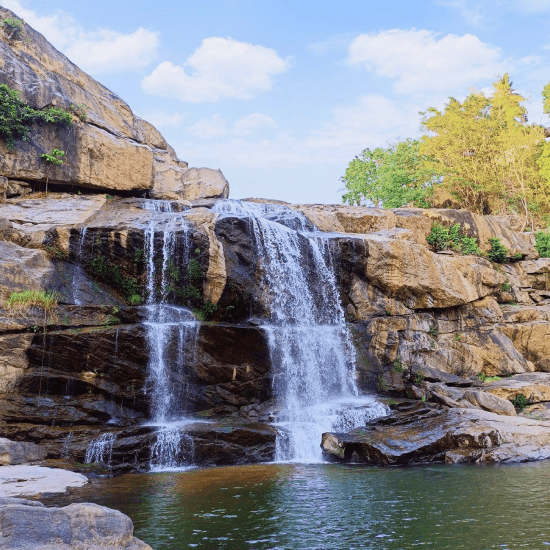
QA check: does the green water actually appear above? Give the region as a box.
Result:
[45,462,550,549]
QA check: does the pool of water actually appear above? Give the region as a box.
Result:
[44,462,550,549]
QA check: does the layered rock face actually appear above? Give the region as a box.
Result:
[0,6,229,201]
[1,194,550,469]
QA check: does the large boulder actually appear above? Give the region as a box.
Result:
[0,438,47,465]
[0,498,151,549]
[0,6,228,200]
[321,405,550,465]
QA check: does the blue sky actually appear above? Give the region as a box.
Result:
[5,0,550,203]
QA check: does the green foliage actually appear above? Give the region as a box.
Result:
[455,333,462,341]
[392,358,406,373]
[0,84,72,150]
[487,237,509,263]
[176,285,201,301]
[511,393,529,411]
[341,138,440,208]
[87,255,142,304]
[501,281,511,292]
[414,370,425,384]
[1,17,23,33]
[192,301,218,322]
[133,248,145,265]
[426,222,482,255]
[194,247,201,255]
[376,374,389,393]
[535,231,550,258]
[428,325,438,337]
[69,103,88,121]
[128,294,142,306]
[105,194,114,200]
[6,290,59,316]
[186,259,203,280]
[44,245,68,261]
[41,148,65,166]
[422,74,547,222]
[477,373,502,383]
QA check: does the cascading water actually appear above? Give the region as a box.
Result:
[214,199,388,462]
[141,201,199,471]
[85,433,116,465]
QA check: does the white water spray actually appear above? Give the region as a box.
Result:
[214,199,388,462]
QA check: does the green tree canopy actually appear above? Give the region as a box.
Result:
[341,138,440,208]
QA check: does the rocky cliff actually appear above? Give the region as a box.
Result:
[2,5,550,473]
[0,6,229,201]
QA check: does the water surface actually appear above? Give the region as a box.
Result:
[44,462,550,549]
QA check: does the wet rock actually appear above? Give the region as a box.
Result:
[322,405,550,465]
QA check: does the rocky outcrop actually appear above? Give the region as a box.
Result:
[0,438,47,465]
[0,466,87,497]
[0,498,151,549]
[321,403,550,465]
[0,6,228,201]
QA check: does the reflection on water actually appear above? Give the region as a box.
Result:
[43,462,550,549]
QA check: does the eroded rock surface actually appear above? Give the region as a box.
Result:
[0,6,228,201]
[0,498,151,549]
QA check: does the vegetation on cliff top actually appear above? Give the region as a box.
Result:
[342,74,550,229]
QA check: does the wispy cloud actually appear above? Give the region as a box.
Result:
[142,37,291,103]
[3,0,159,74]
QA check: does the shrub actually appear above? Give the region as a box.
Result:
[511,393,529,411]
[0,84,72,150]
[535,231,550,258]
[1,17,24,34]
[487,237,509,263]
[426,222,481,255]
[392,358,406,373]
[186,259,203,280]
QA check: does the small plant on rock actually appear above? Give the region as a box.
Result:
[40,148,65,193]
[535,231,550,258]
[487,237,509,264]
[428,325,438,337]
[414,370,425,384]
[511,393,529,411]
[392,358,406,373]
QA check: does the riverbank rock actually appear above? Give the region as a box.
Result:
[321,404,550,465]
[0,439,47,465]
[0,466,87,498]
[0,6,228,200]
[0,498,151,549]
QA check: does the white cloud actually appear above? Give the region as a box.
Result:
[348,29,505,96]
[142,37,290,103]
[188,114,229,139]
[139,111,188,128]
[233,114,277,136]
[516,0,550,12]
[306,95,421,150]
[3,0,159,74]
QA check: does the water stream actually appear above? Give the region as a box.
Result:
[213,200,387,461]
[141,201,199,471]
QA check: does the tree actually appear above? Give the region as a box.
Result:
[421,74,546,226]
[341,138,440,208]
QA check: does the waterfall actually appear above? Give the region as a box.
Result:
[214,199,388,462]
[85,433,116,465]
[141,200,199,471]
